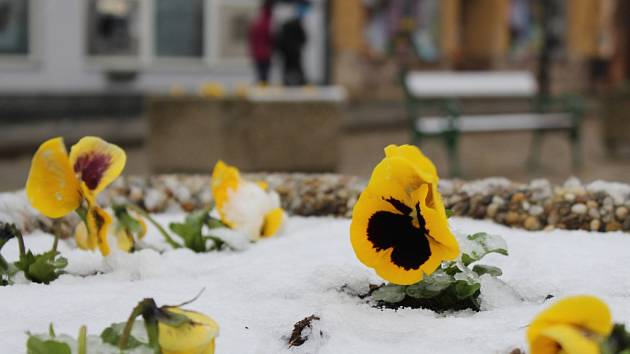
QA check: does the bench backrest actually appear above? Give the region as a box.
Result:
[404,71,537,98]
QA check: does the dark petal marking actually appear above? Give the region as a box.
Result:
[74,153,112,190]
[91,209,106,245]
[367,199,432,271]
[384,197,412,215]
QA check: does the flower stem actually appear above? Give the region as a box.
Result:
[127,204,182,249]
[15,229,25,258]
[0,254,8,272]
[51,234,59,253]
[78,325,87,354]
[118,298,155,349]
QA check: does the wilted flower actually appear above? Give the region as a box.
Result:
[350,144,459,285]
[211,160,284,240]
[26,136,126,256]
[528,295,613,354]
[119,297,219,354]
[158,306,219,354]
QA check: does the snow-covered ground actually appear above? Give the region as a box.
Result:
[2,215,630,353]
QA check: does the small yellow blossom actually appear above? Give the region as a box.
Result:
[211,160,285,240]
[350,144,459,285]
[528,295,613,354]
[200,82,226,98]
[158,307,219,354]
[26,137,126,256]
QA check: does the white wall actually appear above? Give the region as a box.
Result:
[0,0,326,93]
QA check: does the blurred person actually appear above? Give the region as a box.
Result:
[276,2,309,86]
[248,0,274,85]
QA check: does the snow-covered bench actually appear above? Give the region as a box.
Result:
[402,71,583,176]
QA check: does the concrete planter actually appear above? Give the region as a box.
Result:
[148,87,346,173]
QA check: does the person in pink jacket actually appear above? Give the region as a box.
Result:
[249,0,274,85]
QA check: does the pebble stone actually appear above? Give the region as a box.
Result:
[3,175,629,237]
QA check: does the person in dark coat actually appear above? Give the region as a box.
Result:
[249,0,274,85]
[276,4,309,86]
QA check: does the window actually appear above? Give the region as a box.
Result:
[217,2,256,62]
[155,0,204,58]
[87,0,141,57]
[0,0,29,55]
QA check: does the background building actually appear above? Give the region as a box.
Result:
[0,0,327,94]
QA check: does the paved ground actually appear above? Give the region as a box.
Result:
[0,116,628,192]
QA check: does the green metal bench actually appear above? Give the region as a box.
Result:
[401,71,584,176]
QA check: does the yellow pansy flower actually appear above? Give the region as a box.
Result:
[158,307,219,354]
[350,144,459,285]
[211,160,285,240]
[528,295,613,354]
[26,136,126,256]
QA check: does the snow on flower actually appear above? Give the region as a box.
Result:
[528,295,613,354]
[25,136,126,256]
[211,160,284,241]
[350,144,459,285]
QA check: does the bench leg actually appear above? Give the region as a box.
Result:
[527,130,544,172]
[444,131,461,177]
[569,127,583,169]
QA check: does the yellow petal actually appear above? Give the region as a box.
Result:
[211,160,241,215]
[350,188,408,269]
[86,206,113,256]
[159,307,219,353]
[261,207,284,237]
[256,181,269,191]
[530,324,600,354]
[69,136,126,196]
[415,184,460,259]
[74,222,94,250]
[26,137,81,218]
[116,228,134,253]
[528,295,613,347]
[384,144,438,179]
[367,156,431,204]
[137,218,147,239]
[373,248,425,285]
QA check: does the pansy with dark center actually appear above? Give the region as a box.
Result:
[350,144,459,285]
[26,136,126,256]
[74,152,112,190]
[367,197,431,271]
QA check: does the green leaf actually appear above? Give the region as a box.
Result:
[405,271,454,299]
[454,280,481,300]
[461,233,508,266]
[100,322,145,349]
[472,264,503,277]
[48,323,56,338]
[169,208,226,253]
[156,308,192,327]
[26,335,71,354]
[15,251,66,284]
[205,217,226,229]
[113,204,144,237]
[371,284,406,303]
[405,283,442,299]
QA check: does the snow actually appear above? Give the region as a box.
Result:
[2,216,630,353]
[222,181,283,241]
[588,180,630,205]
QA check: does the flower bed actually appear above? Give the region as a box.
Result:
[2,216,630,353]
[2,137,630,353]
